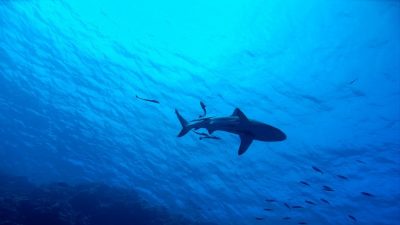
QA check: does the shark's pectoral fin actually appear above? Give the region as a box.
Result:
[232,108,249,122]
[207,128,215,134]
[238,135,253,155]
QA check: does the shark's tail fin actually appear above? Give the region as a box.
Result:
[175,109,191,137]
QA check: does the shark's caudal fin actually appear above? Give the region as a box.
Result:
[175,109,191,137]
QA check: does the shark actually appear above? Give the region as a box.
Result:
[175,108,286,155]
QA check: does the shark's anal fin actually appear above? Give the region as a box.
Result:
[232,108,249,122]
[238,135,253,155]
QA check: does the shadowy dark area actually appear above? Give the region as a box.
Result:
[0,173,213,225]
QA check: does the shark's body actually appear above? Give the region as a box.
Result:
[175,108,286,155]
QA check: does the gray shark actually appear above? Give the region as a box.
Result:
[175,108,286,155]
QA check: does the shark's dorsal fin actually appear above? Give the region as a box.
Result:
[238,134,253,155]
[232,108,249,122]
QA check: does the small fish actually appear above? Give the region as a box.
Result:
[300,181,310,186]
[193,130,221,140]
[356,159,365,164]
[193,130,209,136]
[323,185,334,192]
[199,101,207,118]
[284,202,290,209]
[305,200,316,205]
[348,214,357,222]
[337,175,348,180]
[291,205,303,209]
[199,136,221,140]
[298,222,307,225]
[190,117,213,122]
[255,217,264,220]
[263,208,273,211]
[361,192,374,197]
[349,78,358,85]
[282,216,291,220]
[265,199,277,203]
[320,198,330,204]
[312,166,323,174]
[135,95,160,104]
[245,50,256,58]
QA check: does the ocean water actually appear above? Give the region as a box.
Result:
[0,0,399,225]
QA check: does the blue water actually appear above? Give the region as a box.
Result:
[1,0,399,224]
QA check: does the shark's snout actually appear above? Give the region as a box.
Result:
[258,126,287,142]
[276,129,287,141]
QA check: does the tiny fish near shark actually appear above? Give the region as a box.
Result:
[199,136,221,140]
[192,130,221,140]
[175,108,286,155]
[199,101,207,118]
[135,95,160,104]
